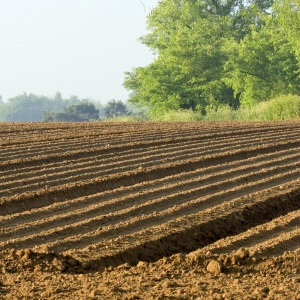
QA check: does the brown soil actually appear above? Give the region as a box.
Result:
[0,121,300,300]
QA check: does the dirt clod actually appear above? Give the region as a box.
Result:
[235,247,250,260]
[206,260,223,275]
[81,261,92,270]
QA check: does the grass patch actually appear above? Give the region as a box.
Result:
[101,114,148,122]
[151,109,202,122]
[231,94,300,121]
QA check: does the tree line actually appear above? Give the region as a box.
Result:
[123,0,300,117]
[0,92,135,122]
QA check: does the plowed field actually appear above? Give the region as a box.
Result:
[1,121,300,300]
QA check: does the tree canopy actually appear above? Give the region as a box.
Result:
[42,101,100,122]
[0,93,66,122]
[0,93,103,122]
[123,0,300,115]
[104,99,130,118]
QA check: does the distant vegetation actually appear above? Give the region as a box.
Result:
[42,102,100,122]
[0,92,139,122]
[1,92,299,123]
[0,92,103,122]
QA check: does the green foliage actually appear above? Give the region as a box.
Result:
[104,100,130,118]
[101,100,148,121]
[123,0,300,116]
[275,0,300,65]
[42,101,99,122]
[0,93,65,122]
[202,95,300,121]
[149,95,300,121]
[202,105,237,121]
[248,94,300,120]
[65,102,99,121]
[0,92,103,122]
[102,115,147,122]
[225,14,300,107]
[230,1,275,41]
[123,0,282,115]
[151,109,202,122]
[124,1,240,115]
[93,101,105,118]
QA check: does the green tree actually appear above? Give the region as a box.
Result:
[225,13,300,106]
[275,0,300,65]
[66,95,81,105]
[65,101,99,121]
[0,93,102,122]
[1,93,52,122]
[123,0,275,116]
[104,100,129,118]
[43,101,99,122]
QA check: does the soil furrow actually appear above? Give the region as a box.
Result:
[0,122,289,146]
[2,127,297,182]
[2,127,300,191]
[1,151,300,239]
[199,209,300,256]
[3,130,300,197]
[58,180,300,266]
[1,163,300,253]
[1,139,300,216]
[2,124,297,160]
[2,125,300,172]
[0,147,298,243]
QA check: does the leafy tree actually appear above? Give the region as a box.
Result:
[66,95,81,105]
[42,111,73,122]
[123,0,275,116]
[230,1,274,41]
[0,92,102,122]
[65,101,99,120]
[125,1,232,115]
[44,91,67,112]
[104,100,129,118]
[1,93,53,122]
[43,101,99,122]
[275,0,300,65]
[225,14,300,106]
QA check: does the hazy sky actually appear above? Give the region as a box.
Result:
[0,0,159,103]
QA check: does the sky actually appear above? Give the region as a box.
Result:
[0,0,159,103]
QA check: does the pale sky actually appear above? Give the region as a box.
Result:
[0,0,159,103]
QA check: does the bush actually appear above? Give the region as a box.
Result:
[203,105,236,121]
[101,95,300,122]
[151,109,202,122]
[236,95,300,121]
[101,115,147,122]
[204,94,300,121]
[262,95,300,120]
